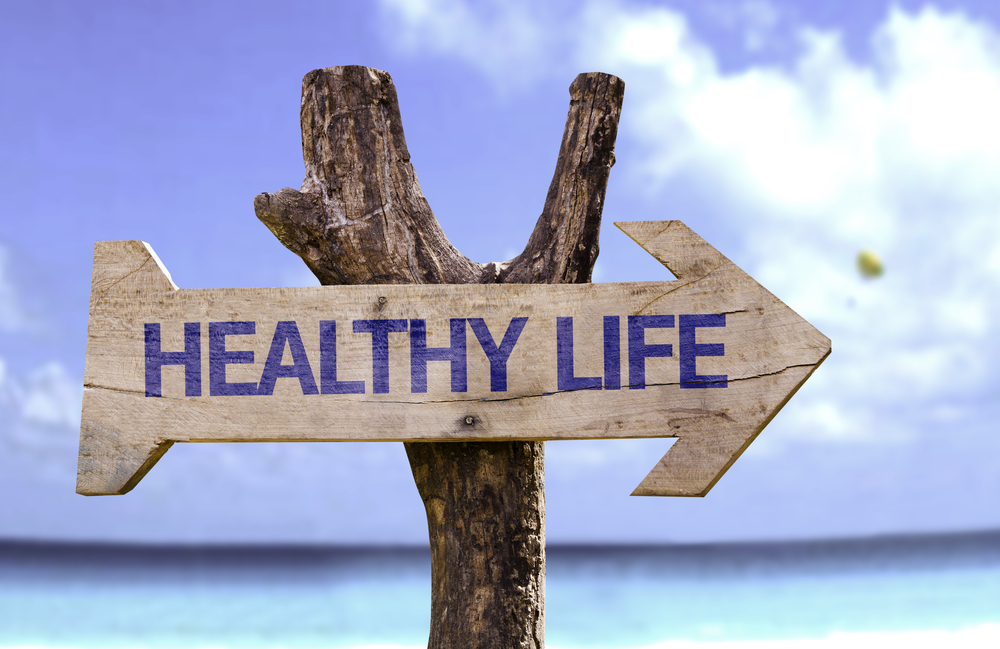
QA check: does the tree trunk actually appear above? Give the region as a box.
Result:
[255,65,624,649]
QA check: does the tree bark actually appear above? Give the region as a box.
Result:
[255,65,623,649]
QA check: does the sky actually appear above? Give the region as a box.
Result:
[1,0,999,545]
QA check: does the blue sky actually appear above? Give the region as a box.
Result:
[1,0,999,544]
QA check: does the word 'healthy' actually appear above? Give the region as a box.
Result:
[144,315,728,398]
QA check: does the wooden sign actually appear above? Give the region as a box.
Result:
[78,221,829,497]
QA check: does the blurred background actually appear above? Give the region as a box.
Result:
[1,0,998,647]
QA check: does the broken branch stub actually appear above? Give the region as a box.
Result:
[255,66,482,286]
[498,72,624,285]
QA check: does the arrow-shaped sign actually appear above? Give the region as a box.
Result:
[78,221,829,497]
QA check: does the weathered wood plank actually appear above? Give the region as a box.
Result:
[78,221,829,496]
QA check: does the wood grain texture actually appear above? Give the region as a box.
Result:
[78,221,829,497]
[406,441,545,649]
[496,72,622,284]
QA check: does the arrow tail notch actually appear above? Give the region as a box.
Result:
[78,241,179,495]
[78,422,174,495]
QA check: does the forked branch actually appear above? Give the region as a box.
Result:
[254,65,623,649]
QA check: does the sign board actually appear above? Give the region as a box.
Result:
[78,221,830,497]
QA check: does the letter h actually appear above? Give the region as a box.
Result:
[410,319,467,393]
[145,322,201,397]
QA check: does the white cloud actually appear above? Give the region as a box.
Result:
[0,247,82,474]
[379,0,564,87]
[0,357,82,488]
[582,5,1000,444]
[380,1,1000,446]
[20,361,82,429]
[0,358,82,450]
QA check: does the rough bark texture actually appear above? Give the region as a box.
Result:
[254,66,484,286]
[497,72,623,285]
[406,441,546,648]
[255,65,624,649]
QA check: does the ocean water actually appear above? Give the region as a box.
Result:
[1,531,999,648]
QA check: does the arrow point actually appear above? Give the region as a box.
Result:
[630,352,830,497]
[630,435,748,497]
[614,221,729,281]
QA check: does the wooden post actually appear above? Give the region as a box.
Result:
[255,66,624,648]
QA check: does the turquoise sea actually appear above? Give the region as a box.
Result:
[2,531,999,648]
